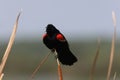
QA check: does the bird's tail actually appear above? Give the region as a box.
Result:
[56,48,77,66]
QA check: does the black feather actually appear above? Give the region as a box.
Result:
[43,24,77,65]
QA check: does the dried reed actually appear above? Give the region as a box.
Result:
[55,51,63,80]
[0,73,4,80]
[31,52,51,79]
[0,12,21,79]
[90,39,100,80]
[113,72,117,80]
[107,11,116,80]
[31,50,63,80]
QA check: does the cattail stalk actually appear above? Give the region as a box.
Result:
[55,51,63,80]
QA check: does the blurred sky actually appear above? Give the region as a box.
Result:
[0,0,120,40]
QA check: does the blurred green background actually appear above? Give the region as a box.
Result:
[0,37,120,80]
[1,0,120,80]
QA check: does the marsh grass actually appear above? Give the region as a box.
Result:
[89,11,117,80]
[31,51,63,80]
[0,74,4,80]
[106,11,116,80]
[31,51,51,79]
[113,72,117,80]
[90,39,100,80]
[55,51,63,80]
[0,12,21,80]
[0,11,118,80]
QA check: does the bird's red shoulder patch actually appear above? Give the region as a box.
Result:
[56,34,66,42]
[43,34,48,39]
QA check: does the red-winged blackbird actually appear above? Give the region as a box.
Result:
[43,24,77,66]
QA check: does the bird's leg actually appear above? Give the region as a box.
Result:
[54,50,58,59]
[54,54,58,59]
[51,48,55,53]
[51,49,58,59]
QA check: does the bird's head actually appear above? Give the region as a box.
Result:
[46,24,60,36]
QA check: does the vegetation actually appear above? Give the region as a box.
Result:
[0,11,119,80]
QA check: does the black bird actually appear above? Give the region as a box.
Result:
[43,24,77,66]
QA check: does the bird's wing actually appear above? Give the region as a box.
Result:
[56,33,66,42]
[43,34,53,49]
